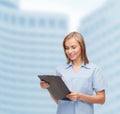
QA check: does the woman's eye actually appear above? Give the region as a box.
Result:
[65,47,69,50]
[72,46,76,49]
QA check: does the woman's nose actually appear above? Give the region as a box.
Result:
[68,48,73,53]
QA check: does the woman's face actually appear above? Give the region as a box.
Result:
[65,38,81,62]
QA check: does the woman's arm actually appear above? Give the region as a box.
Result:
[78,90,105,104]
[67,90,105,104]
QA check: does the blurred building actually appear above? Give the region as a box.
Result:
[0,0,19,8]
[0,0,68,114]
[79,0,120,114]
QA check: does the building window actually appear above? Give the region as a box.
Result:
[3,13,9,23]
[0,12,2,20]
[19,16,26,26]
[48,18,56,28]
[58,19,67,29]
[11,14,16,25]
[39,18,46,28]
[29,18,36,27]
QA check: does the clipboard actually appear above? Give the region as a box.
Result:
[38,75,71,100]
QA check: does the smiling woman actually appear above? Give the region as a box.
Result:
[40,31,107,114]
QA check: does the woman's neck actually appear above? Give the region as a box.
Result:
[72,58,83,72]
[72,58,83,67]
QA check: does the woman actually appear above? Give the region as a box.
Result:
[40,32,106,114]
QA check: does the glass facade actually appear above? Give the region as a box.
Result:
[79,0,120,114]
[0,1,68,114]
[0,0,19,8]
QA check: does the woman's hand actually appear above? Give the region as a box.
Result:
[40,80,50,89]
[66,90,105,104]
[66,92,79,102]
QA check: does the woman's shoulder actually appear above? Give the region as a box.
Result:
[56,63,68,70]
[86,62,101,69]
[55,63,68,76]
